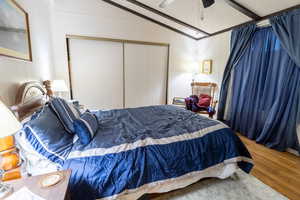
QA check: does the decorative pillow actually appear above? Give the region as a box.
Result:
[74,111,98,145]
[49,97,80,134]
[21,104,74,166]
[198,94,212,107]
[67,100,83,115]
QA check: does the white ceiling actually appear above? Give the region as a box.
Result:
[235,0,300,16]
[109,0,300,39]
[139,0,252,33]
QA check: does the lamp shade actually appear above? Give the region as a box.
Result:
[52,80,68,92]
[0,101,21,138]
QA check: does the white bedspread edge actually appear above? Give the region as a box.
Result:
[98,162,239,200]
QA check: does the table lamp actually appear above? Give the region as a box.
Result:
[51,80,69,98]
[0,100,22,198]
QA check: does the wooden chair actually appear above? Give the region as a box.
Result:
[191,82,218,118]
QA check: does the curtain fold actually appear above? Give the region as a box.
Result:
[270,9,300,67]
[229,27,300,152]
[217,24,257,121]
[270,8,300,151]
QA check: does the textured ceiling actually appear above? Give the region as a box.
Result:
[106,0,300,39]
[234,0,300,16]
[139,0,252,33]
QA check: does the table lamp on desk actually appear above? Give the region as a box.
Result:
[0,100,22,198]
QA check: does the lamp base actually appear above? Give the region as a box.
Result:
[0,182,13,199]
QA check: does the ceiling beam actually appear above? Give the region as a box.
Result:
[224,0,261,20]
[102,0,200,40]
[125,0,210,36]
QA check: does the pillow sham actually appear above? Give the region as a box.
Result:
[198,94,211,107]
[49,97,80,134]
[74,111,98,145]
[21,104,73,165]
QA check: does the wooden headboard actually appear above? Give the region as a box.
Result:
[11,81,53,121]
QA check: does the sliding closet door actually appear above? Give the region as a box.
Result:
[68,39,124,110]
[124,44,168,108]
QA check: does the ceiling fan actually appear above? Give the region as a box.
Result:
[159,0,215,9]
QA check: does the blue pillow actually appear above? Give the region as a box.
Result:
[74,112,98,145]
[49,97,80,134]
[21,105,73,166]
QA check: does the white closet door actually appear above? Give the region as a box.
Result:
[69,39,124,110]
[124,44,168,108]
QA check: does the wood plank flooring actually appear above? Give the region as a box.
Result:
[239,134,300,200]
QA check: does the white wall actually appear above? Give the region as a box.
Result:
[51,0,198,103]
[195,32,231,97]
[0,0,54,105]
[0,0,231,106]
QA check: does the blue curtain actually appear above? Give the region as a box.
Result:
[217,24,256,120]
[270,9,300,67]
[229,27,300,152]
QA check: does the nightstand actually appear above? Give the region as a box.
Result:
[4,170,71,200]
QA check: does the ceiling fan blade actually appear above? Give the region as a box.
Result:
[159,0,176,8]
[202,0,215,8]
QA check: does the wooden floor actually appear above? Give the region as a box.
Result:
[239,134,300,200]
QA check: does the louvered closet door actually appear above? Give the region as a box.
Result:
[68,39,124,110]
[124,44,168,108]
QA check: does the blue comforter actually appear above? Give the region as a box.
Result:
[23,105,253,200]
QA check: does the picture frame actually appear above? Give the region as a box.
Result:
[201,59,212,74]
[0,0,32,61]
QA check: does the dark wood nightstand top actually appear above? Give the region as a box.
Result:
[5,170,71,200]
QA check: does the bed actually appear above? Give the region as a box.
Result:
[13,81,253,200]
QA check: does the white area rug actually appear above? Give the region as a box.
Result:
[151,170,288,200]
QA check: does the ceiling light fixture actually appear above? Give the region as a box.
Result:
[159,0,175,8]
[159,0,215,9]
[202,0,215,8]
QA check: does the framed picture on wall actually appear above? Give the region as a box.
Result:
[0,0,32,61]
[201,59,212,74]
